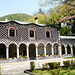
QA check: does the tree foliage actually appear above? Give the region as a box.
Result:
[60,25,72,36]
[27,13,47,24]
[39,0,75,7]
[0,13,33,22]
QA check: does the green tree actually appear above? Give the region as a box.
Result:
[0,13,33,21]
[39,0,75,7]
[37,8,45,15]
[60,25,72,36]
[28,13,47,24]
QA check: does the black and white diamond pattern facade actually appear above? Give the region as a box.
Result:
[0,21,75,60]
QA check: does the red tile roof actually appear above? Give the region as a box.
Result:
[58,15,75,22]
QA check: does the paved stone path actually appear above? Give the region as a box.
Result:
[0,58,74,75]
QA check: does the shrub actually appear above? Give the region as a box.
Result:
[30,61,35,71]
[70,60,74,67]
[53,62,57,69]
[48,62,54,69]
[42,63,48,70]
[56,62,60,69]
[50,69,60,75]
[74,60,75,67]
[48,62,58,69]
[63,61,70,68]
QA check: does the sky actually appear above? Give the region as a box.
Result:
[0,0,45,17]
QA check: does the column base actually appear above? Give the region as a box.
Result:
[36,57,38,60]
[27,58,30,60]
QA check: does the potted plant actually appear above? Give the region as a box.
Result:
[41,55,42,57]
[1,58,3,60]
[25,55,27,58]
[49,55,50,56]
[42,54,45,57]
[4,57,6,60]
[12,57,14,59]
[19,55,21,59]
[38,55,40,57]
[23,55,27,58]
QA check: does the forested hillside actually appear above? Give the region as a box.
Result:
[0,13,33,21]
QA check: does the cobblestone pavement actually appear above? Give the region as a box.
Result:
[0,58,74,75]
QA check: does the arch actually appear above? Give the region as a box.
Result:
[53,43,59,55]
[38,43,44,56]
[46,43,52,55]
[8,42,17,46]
[0,43,6,58]
[38,42,45,47]
[8,26,16,37]
[29,43,36,59]
[28,27,36,40]
[67,44,71,54]
[61,44,65,55]
[19,43,27,57]
[9,43,17,58]
[45,28,51,38]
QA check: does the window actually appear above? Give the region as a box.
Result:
[10,29,15,37]
[45,29,51,38]
[28,28,35,40]
[30,30,34,37]
[8,26,16,37]
[46,31,50,37]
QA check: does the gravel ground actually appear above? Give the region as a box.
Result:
[0,58,74,75]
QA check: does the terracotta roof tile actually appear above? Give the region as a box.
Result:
[58,15,75,22]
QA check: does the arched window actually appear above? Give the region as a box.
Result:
[45,29,51,38]
[10,29,15,37]
[8,26,16,37]
[46,31,50,37]
[28,28,35,40]
[30,30,34,37]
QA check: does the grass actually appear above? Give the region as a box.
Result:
[64,57,75,59]
[32,67,75,75]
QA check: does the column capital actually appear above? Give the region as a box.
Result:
[27,46,29,48]
[44,46,46,48]
[6,47,9,48]
[64,45,67,48]
[70,45,73,48]
[36,46,38,48]
[17,46,19,48]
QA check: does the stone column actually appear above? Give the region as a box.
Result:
[17,47,19,59]
[71,45,73,56]
[58,43,62,56]
[58,30,62,56]
[6,47,9,59]
[52,46,54,55]
[65,46,67,55]
[36,47,38,59]
[44,46,46,56]
[27,46,29,60]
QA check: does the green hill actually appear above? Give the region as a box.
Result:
[0,13,33,22]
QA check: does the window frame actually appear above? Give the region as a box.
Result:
[28,28,35,40]
[8,26,16,37]
[45,29,51,38]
